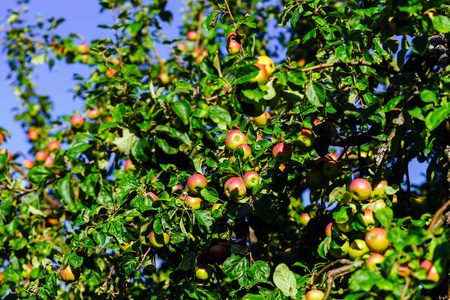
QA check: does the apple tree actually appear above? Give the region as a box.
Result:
[1,0,450,299]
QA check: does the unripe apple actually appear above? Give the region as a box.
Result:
[359,209,375,232]
[243,171,260,189]
[28,129,39,141]
[158,73,170,85]
[273,142,291,162]
[371,180,388,198]
[227,40,241,55]
[195,50,208,63]
[365,228,390,253]
[81,54,90,63]
[225,130,248,151]
[77,43,90,54]
[105,68,118,78]
[329,240,350,258]
[209,245,228,263]
[47,141,61,153]
[295,129,316,152]
[348,239,370,259]
[224,177,247,200]
[187,174,207,194]
[253,111,271,128]
[60,265,81,282]
[71,115,85,129]
[185,196,203,210]
[251,63,270,85]
[23,159,34,169]
[187,31,198,41]
[365,253,385,269]
[196,264,212,280]
[367,199,387,211]
[43,156,54,168]
[149,231,170,248]
[35,151,48,162]
[305,289,325,300]
[336,216,354,233]
[257,55,275,76]
[234,144,251,160]
[306,168,324,189]
[120,241,134,251]
[349,178,372,201]
[211,203,222,213]
[87,108,100,120]
[299,213,311,227]
[124,159,135,171]
[322,160,342,179]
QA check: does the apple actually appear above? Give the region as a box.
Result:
[360,209,375,231]
[105,68,118,78]
[420,260,440,282]
[87,108,100,120]
[253,111,271,128]
[0,134,4,146]
[366,199,387,211]
[349,178,372,201]
[60,265,81,282]
[28,129,39,141]
[299,213,311,227]
[273,142,292,162]
[234,144,251,160]
[158,73,170,85]
[196,264,212,280]
[110,58,120,66]
[365,253,385,269]
[224,177,247,200]
[313,119,337,137]
[336,215,354,233]
[348,239,370,259]
[250,63,269,84]
[209,245,228,263]
[306,168,324,189]
[81,54,90,63]
[77,43,89,54]
[187,174,207,194]
[71,115,85,129]
[227,40,241,55]
[322,160,342,179]
[329,240,350,258]
[23,159,34,169]
[371,180,388,198]
[257,56,275,76]
[35,151,48,162]
[43,156,54,168]
[195,50,208,63]
[171,184,183,192]
[149,231,170,248]
[305,289,325,300]
[176,43,187,51]
[211,203,222,213]
[365,228,390,253]
[225,130,248,151]
[47,141,61,153]
[243,171,260,189]
[295,129,316,152]
[146,192,159,201]
[325,222,335,237]
[256,134,263,141]
[120,241,134,251]
[187,31,198,41]
[398,263,410,278]
[185,196,203,210]
[124,159,135,171]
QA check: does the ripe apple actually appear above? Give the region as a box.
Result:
[23,159,34,169]
[185,196,203,210]
[365,228,390,253]
[196,264,212,280]
[224,177,247,200]
[158,73,170,85]
[124,159,135,171]
[105,68,118,78]
[243,171,260,189]
[176,43,187,51]
[257,56,275,76]
[47,141,61,153]
[195,50,208,63]
[348,239,370,259]
[322,160,342,179]
[295,129,316,152]
[171,184,183,193]
[227,40,241,55]
[234,144,251,160]
[306,168,324,189]
[225,130,248,151]
[250,63,269,84]
[305,289,325,300]
[81,54,90,63]
[146,192,159,201]
[187,31,198,41]
[60,265,81,282]
[28,129,39,141]
[0,134,3,146]
[365,253,385,269]
[398,263,410,278]
[299,213,311,227]
[44,156,54,168]
[209,245,228,263]
[77,43,89,54]
[325,222,335,237]
[371,180,387,198]
[420,260,440,282]
[253,111,271,128]
[187,174,207,194]
[329,240,350,258]
[149,231,170,248]
[273,142,292,162]
[71,115,85,129]
[87,108,100,120]
[349,178,372,201]
[35,151,48,162]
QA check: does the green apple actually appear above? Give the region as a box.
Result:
[196,265,212,280]
[257,55,275,76]
[322,160,342,180]
[253,111,271,128]
[185,196,203,210]
[365,253,385,269]
[329,239,350,258]
[60,265,81,282]
[149,231,170,248]
[250,63,269,84]
[371,180,388,198]
[225,130,248,151]
[348,239,369,259]
[305,289,325,300]
[295,129,316,152]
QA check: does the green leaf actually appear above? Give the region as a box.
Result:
[69,252,83,269]
[273,263,298,299]
[425,104,450,131]
[57,173,75,207]
[179,252,196,271]
[200,187,221,202]
[203,10,220,31]
[432,15,450,33]
[194,210,214,233]
[112,103,125,122]
[375,207,393,228]
[209,105,231,127]
[223,255,249,281]
[154,125,190,146]
[172,99,191,125]
[28,166,55,184]
[248,260,270,287]
[113,129,138,154]
[287,70,307,86]
[306,82,325,107]
[68,141,92,160]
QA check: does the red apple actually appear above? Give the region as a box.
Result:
[60,265,81,282]
[306,168,324,189]
[187,174,207,194]
[196,264,212,280]
[225,130,248,151]
[250,63,269,84]
[105,68,118,78]
[195,50,208,63]
[77,43,90,54]
[224,177,247,200]
[256,134,263,141]
[349,178,372,201]
[87,108,100,120]
[322,160,342,179]
[227,40,241,55]
[35,151,48,162]
[158,73,170,85]
[234,144,251,160]
[23,159,34,169]
[146,192,159,201]
[273,142,291,162]
[420,260,440,282]
[124,159,135,171]
[243,171,260,189]
[43,156,54,168]
[28,129,39,141]
[81,54,90,63]
[365,228,390,253]
[325,222,335,237]
[305,290,324,300]
[71,115,85,129]
[187,31,198,41]
[359,208,375,232]
[171,184,183,192]
[0,134,3,146]
[365,253,385,269]
[348,239,370,259]
[253,111,271,128]
[176,43,186,51]
[209,245,228,263]
[47,141,61,153]
[398,263,410,278]
[185,196,203,210]
[149,231,170,248]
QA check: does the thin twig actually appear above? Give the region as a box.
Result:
[427,198,450,232]
[299,61,399,74]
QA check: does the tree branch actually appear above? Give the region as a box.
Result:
[299,61,399,74]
